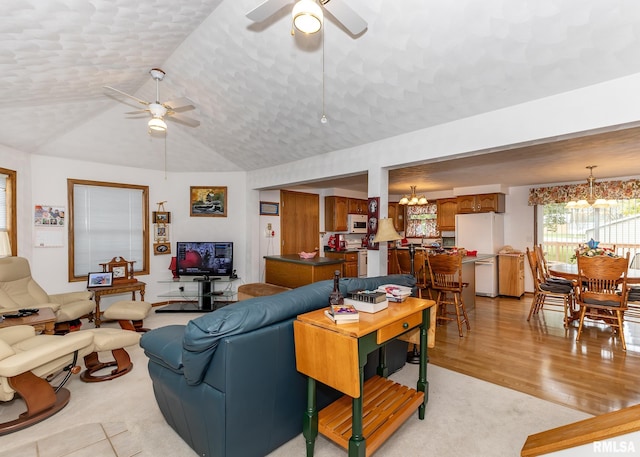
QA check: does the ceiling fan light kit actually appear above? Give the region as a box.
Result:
[292,0,323,34]
[148,117,167,132]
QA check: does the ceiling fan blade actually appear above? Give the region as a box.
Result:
[104,86,150,106]
[163,97,196,113]
[125,109,149,115]
[246,0,291,22]
[322,0,367,35]
[168,113,200,128]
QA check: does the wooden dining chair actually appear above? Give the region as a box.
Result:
[525,247,576,328]
[575,251,630,351]
[395,248,430,299]
[427,252,469,337]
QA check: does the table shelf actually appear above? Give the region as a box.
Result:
[156,277,239,312]
[319,376,424,456]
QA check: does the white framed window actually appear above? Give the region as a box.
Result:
[68,179,149,281]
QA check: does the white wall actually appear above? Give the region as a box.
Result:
[26,154,247,306]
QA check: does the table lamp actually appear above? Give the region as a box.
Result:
[168,256,179,280]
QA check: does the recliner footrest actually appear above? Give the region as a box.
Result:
[102,300,152,332]
[80,328,141,382]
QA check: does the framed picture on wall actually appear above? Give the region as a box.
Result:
[260,201,279,215]
[190,186,227,217]
[153,211,171,223]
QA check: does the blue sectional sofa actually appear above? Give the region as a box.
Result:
[140,274,416,457]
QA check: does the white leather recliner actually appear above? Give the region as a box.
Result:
[0,325,94,434]
[0,257,96,333]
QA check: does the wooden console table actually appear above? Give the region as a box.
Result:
[88,281,146,327]
[294,297,435,456]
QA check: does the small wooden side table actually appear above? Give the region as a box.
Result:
[88,281,146,327]
[0,307,56,335]
[294,297,435,457]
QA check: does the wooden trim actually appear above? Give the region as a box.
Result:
[521,404,640,456]
[67,178,149,282]
[0,167,17,256]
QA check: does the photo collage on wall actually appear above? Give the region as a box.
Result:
[366,197,380,250]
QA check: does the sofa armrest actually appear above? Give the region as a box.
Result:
[140,325,186,374]
[49,291,93,305]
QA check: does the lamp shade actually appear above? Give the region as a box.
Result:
[0,231,10,257]
[148,117,167,132]
[168,256,179,279]
[373,218,402,243]
[292,0,323,34]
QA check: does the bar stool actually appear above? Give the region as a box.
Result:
[427,252,470,337]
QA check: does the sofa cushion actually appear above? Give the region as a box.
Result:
[182,274,416,385]
[141,325,186,373]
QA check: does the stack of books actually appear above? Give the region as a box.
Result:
[344,290,389,313]
[376,284,412,303]
[324,303,359,324]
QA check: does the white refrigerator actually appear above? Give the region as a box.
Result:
[455,213,504,297]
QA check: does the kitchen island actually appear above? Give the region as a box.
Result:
[264,254,344,289]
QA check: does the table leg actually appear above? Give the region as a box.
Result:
[94,294,102,328]
[43,322,55,335]
[348,366,366,457]
[417,308,429,419]
[303,377,317,457]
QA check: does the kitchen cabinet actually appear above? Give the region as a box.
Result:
[498,253,525,298]
[456,193,505,214]
[347,198,367,214]
[436,198,457,231]
[325,251,359,278]
[388,203,405,232]
[325,196,348,232]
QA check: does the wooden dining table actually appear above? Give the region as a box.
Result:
[549,262,640,284]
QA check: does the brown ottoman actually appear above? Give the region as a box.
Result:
[237,283,290,301]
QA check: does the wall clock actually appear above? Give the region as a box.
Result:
[99,256,136,284]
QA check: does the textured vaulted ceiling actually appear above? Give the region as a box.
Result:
[4,0,640,191]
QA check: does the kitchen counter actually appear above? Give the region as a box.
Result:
[264,255,344,288]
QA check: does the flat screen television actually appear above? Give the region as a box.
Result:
[176,242,233,278]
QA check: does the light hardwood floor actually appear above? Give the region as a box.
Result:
[428,294,640,416]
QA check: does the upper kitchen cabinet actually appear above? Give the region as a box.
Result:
[347,198,367,214]
[436,198,457,231]
[388,203,405,232]
[325,196,348,232]
[456,193,505,214]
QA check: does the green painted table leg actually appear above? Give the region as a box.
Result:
[303,377,317,457]
[348,367,366,457]
[376,346,388,378]
[417,308,429,419]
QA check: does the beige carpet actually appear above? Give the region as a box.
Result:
[1,311,591,457]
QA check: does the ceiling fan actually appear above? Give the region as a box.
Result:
[246,0,367,35]
[104,68,200,133]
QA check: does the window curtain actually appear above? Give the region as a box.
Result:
[73,184,144,276]
[528,179,640,206]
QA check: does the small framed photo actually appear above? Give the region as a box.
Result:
[190,186,227,217]
[260,201,279,216]
[87,272,113,288]
[153,211,171,223]
[154,242,171,255]
[154,223,169,241]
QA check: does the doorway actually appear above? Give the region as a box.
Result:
[280,190,319,255]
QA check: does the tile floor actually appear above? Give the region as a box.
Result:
[0,422,140,457]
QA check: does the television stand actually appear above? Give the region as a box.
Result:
[156,277,238,313]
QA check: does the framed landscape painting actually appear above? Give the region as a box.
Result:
[190,186,227,217]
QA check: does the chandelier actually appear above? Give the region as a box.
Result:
[566,165,617,209]
[399,185,428,206]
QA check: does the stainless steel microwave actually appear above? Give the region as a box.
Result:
[347,214,367,234]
